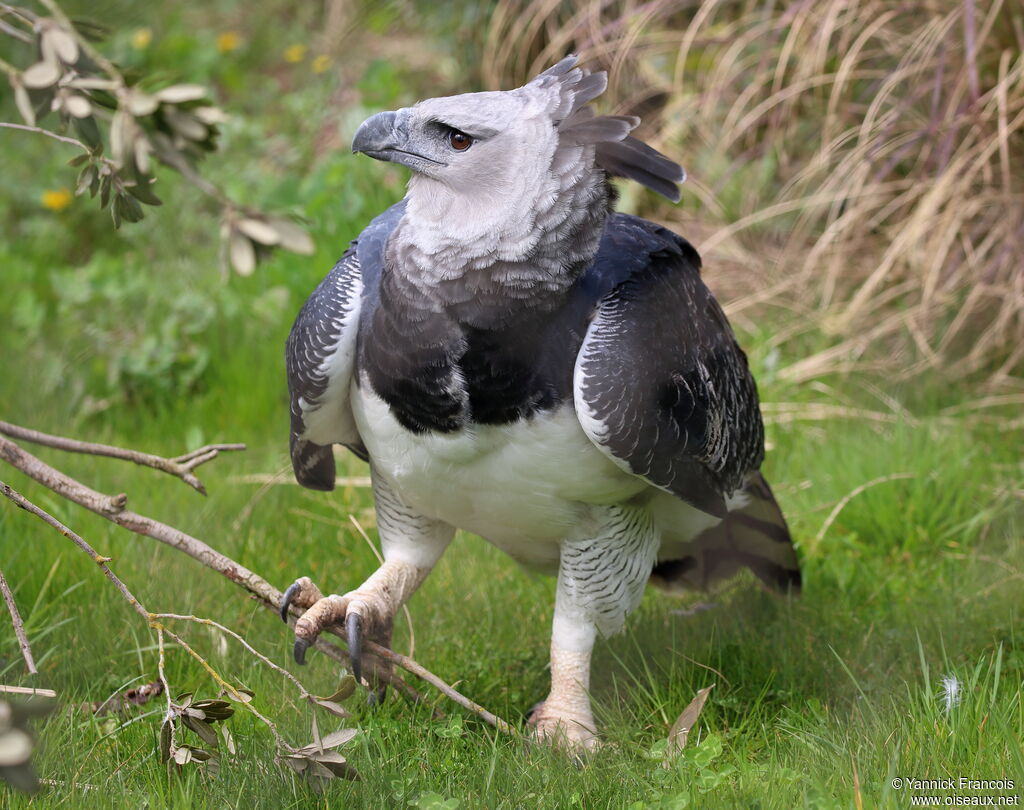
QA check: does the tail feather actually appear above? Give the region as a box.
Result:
[651,472,801,593]
[290,436,336,491]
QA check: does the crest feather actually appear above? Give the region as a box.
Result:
[528,55,686,202]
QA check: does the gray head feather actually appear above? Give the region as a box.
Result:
[531,55,685,202]
[352,55,685,279]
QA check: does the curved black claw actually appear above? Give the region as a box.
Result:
[293,637,311,666]
[280,582,301,623]
[346,612,362,685]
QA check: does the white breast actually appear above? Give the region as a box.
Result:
[351,379,647,568]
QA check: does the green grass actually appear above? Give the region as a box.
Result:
[2,2,1023,807]
[1,367,1021,808]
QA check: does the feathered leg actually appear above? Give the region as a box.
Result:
[281,471,454,692]
[529,601,599,750]
[531,504,658,751]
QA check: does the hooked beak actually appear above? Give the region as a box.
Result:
[351,110,447,170]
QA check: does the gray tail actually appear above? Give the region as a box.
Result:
[651,473,801,593]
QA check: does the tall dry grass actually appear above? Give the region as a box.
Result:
[482,0,1024,390]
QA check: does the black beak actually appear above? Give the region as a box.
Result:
[351,111,398,157]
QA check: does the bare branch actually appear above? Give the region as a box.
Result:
[0,121,91,150]
[0,434,513,732]
[0,685,56,697]
[0,480,147,619]
[2,478,304,756]
[0,421,245,495]
[153,613,322,707]
[0,569,36,674]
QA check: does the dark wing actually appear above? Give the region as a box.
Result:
[573,228,764,518]
[285,249,365,490]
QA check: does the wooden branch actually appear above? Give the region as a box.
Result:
[0,421,244,496]
[0,685,56,697]
[0,568,36,674]
[2,480,312,756]
[0,434,511,733]
[0,480,148,619]
[367,643,514,734]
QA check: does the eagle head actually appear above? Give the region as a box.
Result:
[351,56,684,260]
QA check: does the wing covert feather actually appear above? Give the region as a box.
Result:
[574,233,764,518]
[285,249,364,490]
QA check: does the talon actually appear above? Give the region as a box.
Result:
[346,612,363,684]
[280,582,301,623]
[293,637,311,665]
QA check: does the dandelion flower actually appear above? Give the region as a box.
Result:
[283,44,307,64]
[311,54,331,74]
[940,676,961,712]
[131,28,152,50]
[216,31,242,53]
[41,188,73,212]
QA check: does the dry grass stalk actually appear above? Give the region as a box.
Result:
[482,0,1024,390]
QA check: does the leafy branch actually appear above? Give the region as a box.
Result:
[0,475,362,788]
[0,423,517,789]
[0,0,313,274]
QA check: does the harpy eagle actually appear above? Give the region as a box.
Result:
[280,56,800,749]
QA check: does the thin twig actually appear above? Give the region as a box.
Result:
[0,685,55,697]
[157,624,294,755]
[0,421,244,495]
[0,121,90,150]
[0,434,511,732]
[0,479,147,618]
[156,627,176,754]
[0,567,36,674]
[153,613,320,706]
[0,18,32,42]
[363,641,515,735]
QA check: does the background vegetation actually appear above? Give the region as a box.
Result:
[1,0,1021,807]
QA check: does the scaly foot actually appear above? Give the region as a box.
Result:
[528,699,600,752]
[280,575,394,688]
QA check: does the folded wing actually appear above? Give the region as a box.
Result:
[285,249,365,490]
[573,227,764,518]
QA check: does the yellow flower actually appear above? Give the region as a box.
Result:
[41,188,73,212]
[311,54,331,74]
[131,28,152,50]
[283,44,307,64]
[216,31,242,53]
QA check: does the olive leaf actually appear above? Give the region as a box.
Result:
[283,727,360,784]
[39,25,79,65]
[0,697,55,794]
[229,230,257,276]
[22,61,62,89]
[664,683,715,763]
[0,1,316,270]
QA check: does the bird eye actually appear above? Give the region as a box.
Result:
[448,130,473,151]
